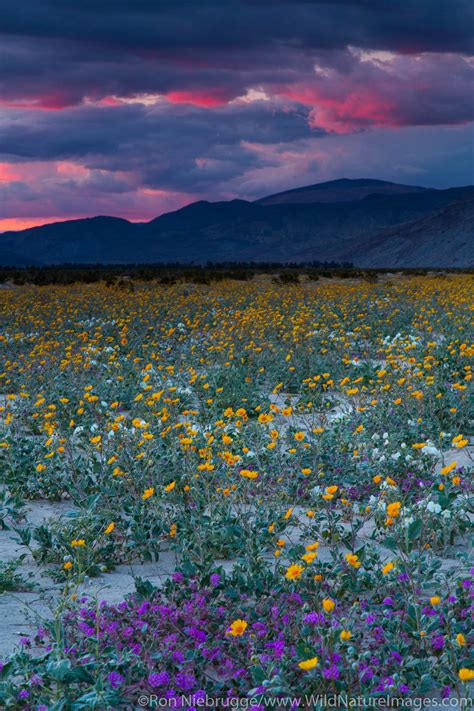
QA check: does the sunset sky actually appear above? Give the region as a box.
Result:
[1,0,473,231]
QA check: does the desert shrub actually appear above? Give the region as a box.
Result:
[274,271,300,284]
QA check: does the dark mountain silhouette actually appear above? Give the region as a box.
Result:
[257,178,431,205]
[1,179,473,267]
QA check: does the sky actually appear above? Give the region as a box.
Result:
[0,0,473,231]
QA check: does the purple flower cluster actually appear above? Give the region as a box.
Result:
[4,567,472,705]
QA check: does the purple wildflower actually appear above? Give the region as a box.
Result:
[28,674,43,686]
[107,672,124,688]
[148,671,170,687]
[175,672,196,691]
[323,665,340,680]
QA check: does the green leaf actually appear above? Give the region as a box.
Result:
[408,519,422,541]
[46,658,71,681]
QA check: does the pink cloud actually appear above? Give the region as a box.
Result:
[0,163,22,181]
[164,89,233,107]
[94,96,124,107]
[274,52,474,133]
[0,91,80,110]
[280,86,397,133]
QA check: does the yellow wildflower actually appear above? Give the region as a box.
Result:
[227,619,247,636]
[298,656,318,670]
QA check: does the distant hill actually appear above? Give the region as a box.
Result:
[257,178,430,205]
[1,179,473,267]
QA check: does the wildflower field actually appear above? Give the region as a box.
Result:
[0,274,472,708]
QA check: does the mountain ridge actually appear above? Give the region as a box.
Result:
[256,178,432,205]
[1,179,473,267]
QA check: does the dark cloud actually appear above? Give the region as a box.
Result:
[1,1,472,53]
[0,100,313,190]
[0,1,472,107]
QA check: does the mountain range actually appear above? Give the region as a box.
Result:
[1,179,473,267]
